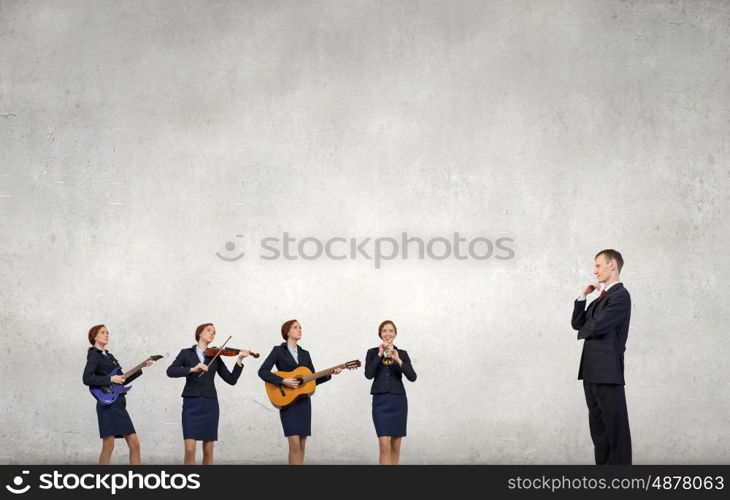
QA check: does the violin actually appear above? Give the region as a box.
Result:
[197,336,259,378]
[205,346,260,358]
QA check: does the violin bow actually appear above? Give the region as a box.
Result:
[198,335,232,378]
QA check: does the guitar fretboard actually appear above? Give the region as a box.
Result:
[301,364,345,383]
[122,358,152,379]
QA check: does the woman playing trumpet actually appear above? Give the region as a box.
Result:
[364,320,417,465]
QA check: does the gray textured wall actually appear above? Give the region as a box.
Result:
[1,0,728,464]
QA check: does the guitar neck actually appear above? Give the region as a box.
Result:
[122,358,150,379]
[302,364,345,383]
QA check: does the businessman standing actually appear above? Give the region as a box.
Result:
[572,249,632,465]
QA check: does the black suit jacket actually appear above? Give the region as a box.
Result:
[571,283,631,384]
[166,346,243,397]
[258,343,331,386]
[364,346,417,394]
[83,348,143,387]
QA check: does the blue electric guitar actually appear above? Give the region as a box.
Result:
[89,355,163,405]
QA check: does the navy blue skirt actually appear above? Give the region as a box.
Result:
[96,395,135,439]
[372,393,408,437]
[280,396,311,437]
[182,397,219,441]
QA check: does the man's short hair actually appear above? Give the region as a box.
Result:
[595,249,624,273]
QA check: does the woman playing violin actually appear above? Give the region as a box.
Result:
[166,323,252,465]
[258,320,341,465]
[364,320,417,465]
[82,324,156,464]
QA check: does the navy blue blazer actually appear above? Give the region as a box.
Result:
[571,283,631,385]
[364,346,417,395]
[83,348,143,387]
[258,343,331,386]
[166,346,243,397]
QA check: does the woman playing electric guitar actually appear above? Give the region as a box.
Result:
[82,324,156,464]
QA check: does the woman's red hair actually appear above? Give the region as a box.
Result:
[281,319,298,341]
[195,323,214,341]
[88,324,105,351]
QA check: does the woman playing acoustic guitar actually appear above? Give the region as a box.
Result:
[258,319,341,465]
[166,323,252,465]
[82,324,156,465]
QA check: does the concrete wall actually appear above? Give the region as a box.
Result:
[1,0,728,464]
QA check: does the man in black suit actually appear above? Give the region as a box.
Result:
[571,249,632,464]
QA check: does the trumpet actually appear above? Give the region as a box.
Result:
[382,341,394,365]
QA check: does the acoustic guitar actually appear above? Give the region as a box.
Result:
[264,360,361,409]
[89,355,163,405]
